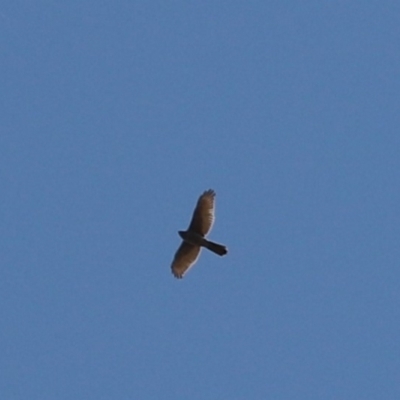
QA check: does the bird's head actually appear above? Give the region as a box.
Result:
[178,230,185,239]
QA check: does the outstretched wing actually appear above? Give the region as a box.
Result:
[187,189,215,236]
[171,242,201,279]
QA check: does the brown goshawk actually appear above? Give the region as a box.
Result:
[171,189,228,279]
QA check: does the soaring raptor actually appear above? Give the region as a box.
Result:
[171,189,228,278]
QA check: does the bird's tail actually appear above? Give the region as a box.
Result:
[204,240,228,256]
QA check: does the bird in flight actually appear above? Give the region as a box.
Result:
[171,189,228,279]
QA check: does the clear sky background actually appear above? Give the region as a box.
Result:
[1,1,399,399]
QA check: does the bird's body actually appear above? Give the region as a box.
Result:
[178,230,205,245]
[178,230,227,256]
[171,189,227,278]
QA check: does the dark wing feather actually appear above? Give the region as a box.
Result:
[171,242,201,279]
[187,189,215,236]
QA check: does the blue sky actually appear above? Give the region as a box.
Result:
[1,1,399,399]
